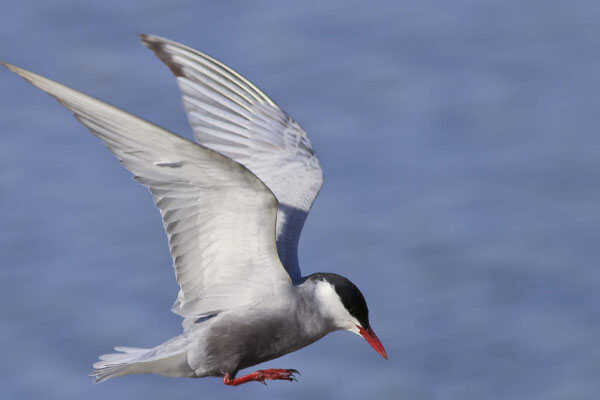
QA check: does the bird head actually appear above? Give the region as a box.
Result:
[310,273,388,359]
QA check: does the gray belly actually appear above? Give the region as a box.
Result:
[202,310,326,375]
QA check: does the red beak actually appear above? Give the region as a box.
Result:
[358,325,388,359]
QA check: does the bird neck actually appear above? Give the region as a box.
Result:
[294,277,341,337]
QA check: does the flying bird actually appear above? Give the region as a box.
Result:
[3,35,387,386]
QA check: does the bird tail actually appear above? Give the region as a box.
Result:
[91,337,193,383]
[91,346,148,382]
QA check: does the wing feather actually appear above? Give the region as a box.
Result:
[141,35,324,282]
[3,62,291,318]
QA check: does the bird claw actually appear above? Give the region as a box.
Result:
[259,368,299,383]
[224,368,300,386]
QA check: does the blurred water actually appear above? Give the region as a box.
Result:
[1,1,599,399]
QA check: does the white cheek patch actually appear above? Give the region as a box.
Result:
[315,281,360,331]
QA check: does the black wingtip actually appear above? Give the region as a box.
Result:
[139,33,151,41]
[138,34,184,77]
[139,33,155,48]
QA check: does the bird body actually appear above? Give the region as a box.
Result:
[91,274,361,382]
[3,35,386,386]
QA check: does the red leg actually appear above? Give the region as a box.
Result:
[223,369,299,386]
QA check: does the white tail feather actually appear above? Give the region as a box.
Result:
[91,339,193,382]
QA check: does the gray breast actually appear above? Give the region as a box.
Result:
[198,299,331,376]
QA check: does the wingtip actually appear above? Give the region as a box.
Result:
[139,34,186,77]
[2,61,17,72]
[139,33,166,49]
[139,34,162,53]
[1,62,39,83]
[1,62,31,80]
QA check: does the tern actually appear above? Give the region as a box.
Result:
[3,35,387,386]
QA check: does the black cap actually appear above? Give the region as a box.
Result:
[307,272,370,329]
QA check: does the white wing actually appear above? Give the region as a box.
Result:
[4,63,291,318]
[140,35,324,282]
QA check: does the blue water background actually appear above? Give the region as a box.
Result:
[1,1,599,399]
